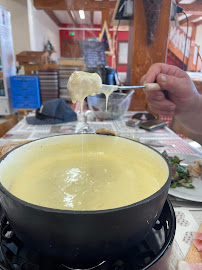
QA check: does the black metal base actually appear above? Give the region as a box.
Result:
[0,199,175,270]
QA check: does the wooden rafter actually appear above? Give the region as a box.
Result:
[101,10,110,28]
[109,11,113,26]
[180,15,202,25]
[67,10,77,26]
[168,42,188,66]
[187,25,197,71]
[44,10,62,27]
[34,0,116,11]
[193,18,202,26]
[90,11,94,26]
[180,3,202,15]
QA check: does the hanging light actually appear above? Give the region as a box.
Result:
[79,10,85,19]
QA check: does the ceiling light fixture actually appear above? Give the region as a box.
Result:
[79,10,85,19]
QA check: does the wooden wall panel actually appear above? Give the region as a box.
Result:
[61,40,83,58]
[127,0,171,111]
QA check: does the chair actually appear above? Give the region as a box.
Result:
[0,114,18,138]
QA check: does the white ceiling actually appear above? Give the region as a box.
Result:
[53,10,72,24]
[53,10,102,25]
[93,11,102,25]
[178,13,202,25]
[192,16,202,22]
[178,0,197,3]
[178,14,192,20]
[74,11,91,25]
[52,0,202,28]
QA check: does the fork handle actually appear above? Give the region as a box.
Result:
[144,83,169,99]
[144,83,162,91]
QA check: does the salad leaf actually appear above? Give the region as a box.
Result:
[169,155,180,165]
[170,182,178,188]
[162,151,195,189]
[174,163,188,174]
[176,183,195,189]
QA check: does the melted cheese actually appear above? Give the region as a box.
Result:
[67,71,118,111]
[101,84,119,111]
[67,71,102,104]
[0,135,169,211]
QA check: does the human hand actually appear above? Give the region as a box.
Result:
[140,63,199,117]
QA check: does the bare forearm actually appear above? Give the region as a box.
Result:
[175,95,202,134]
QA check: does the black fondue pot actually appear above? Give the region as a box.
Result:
[0,135,171,268]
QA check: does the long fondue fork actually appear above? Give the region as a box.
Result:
[117,83,162,91]
[101,83,162,92]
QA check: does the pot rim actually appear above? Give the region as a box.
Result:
[0,134,172,215]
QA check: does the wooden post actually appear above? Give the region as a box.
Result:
[195,45,199,71]
[101,10,110,64]
[127,0,171,111]
[187,25,197,71]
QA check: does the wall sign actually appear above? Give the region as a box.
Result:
[81,40,107,68]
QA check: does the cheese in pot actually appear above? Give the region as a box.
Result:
[0,135,169,211]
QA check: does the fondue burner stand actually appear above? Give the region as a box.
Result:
[0,199,175,270]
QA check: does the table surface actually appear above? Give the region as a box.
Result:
[0,111,201,269]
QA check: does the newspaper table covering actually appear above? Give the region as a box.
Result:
[0,111,201,156]
[0,111,202,270]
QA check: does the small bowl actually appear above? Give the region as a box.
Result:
[87,92,132,120]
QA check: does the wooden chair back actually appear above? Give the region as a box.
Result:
[0,114,18,138]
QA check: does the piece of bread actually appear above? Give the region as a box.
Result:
[95,128,117,136]
[187,159,202,178]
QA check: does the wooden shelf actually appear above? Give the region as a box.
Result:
[58,58,85,67]
[21,63,58,74]
[20,60,85,74]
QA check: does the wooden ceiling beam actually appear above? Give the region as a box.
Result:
[193,18,202,26]
[184,11,202,15]
[187,24,197,71]
[90,11,94,26]
[67,11,77,26]
[45,10,62,27]
[101,10,110,28]
[180,15,202,25]
[109,11,113,26]
[168,42,188,68]
[179,3,202,15]
[34,0,116,11]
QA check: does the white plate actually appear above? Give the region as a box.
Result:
[168,153,202,202]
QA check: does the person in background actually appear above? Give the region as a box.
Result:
[140,63,202,134]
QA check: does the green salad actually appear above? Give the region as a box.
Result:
[162,151,195,189]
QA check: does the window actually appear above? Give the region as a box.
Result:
[118,41,128,65]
